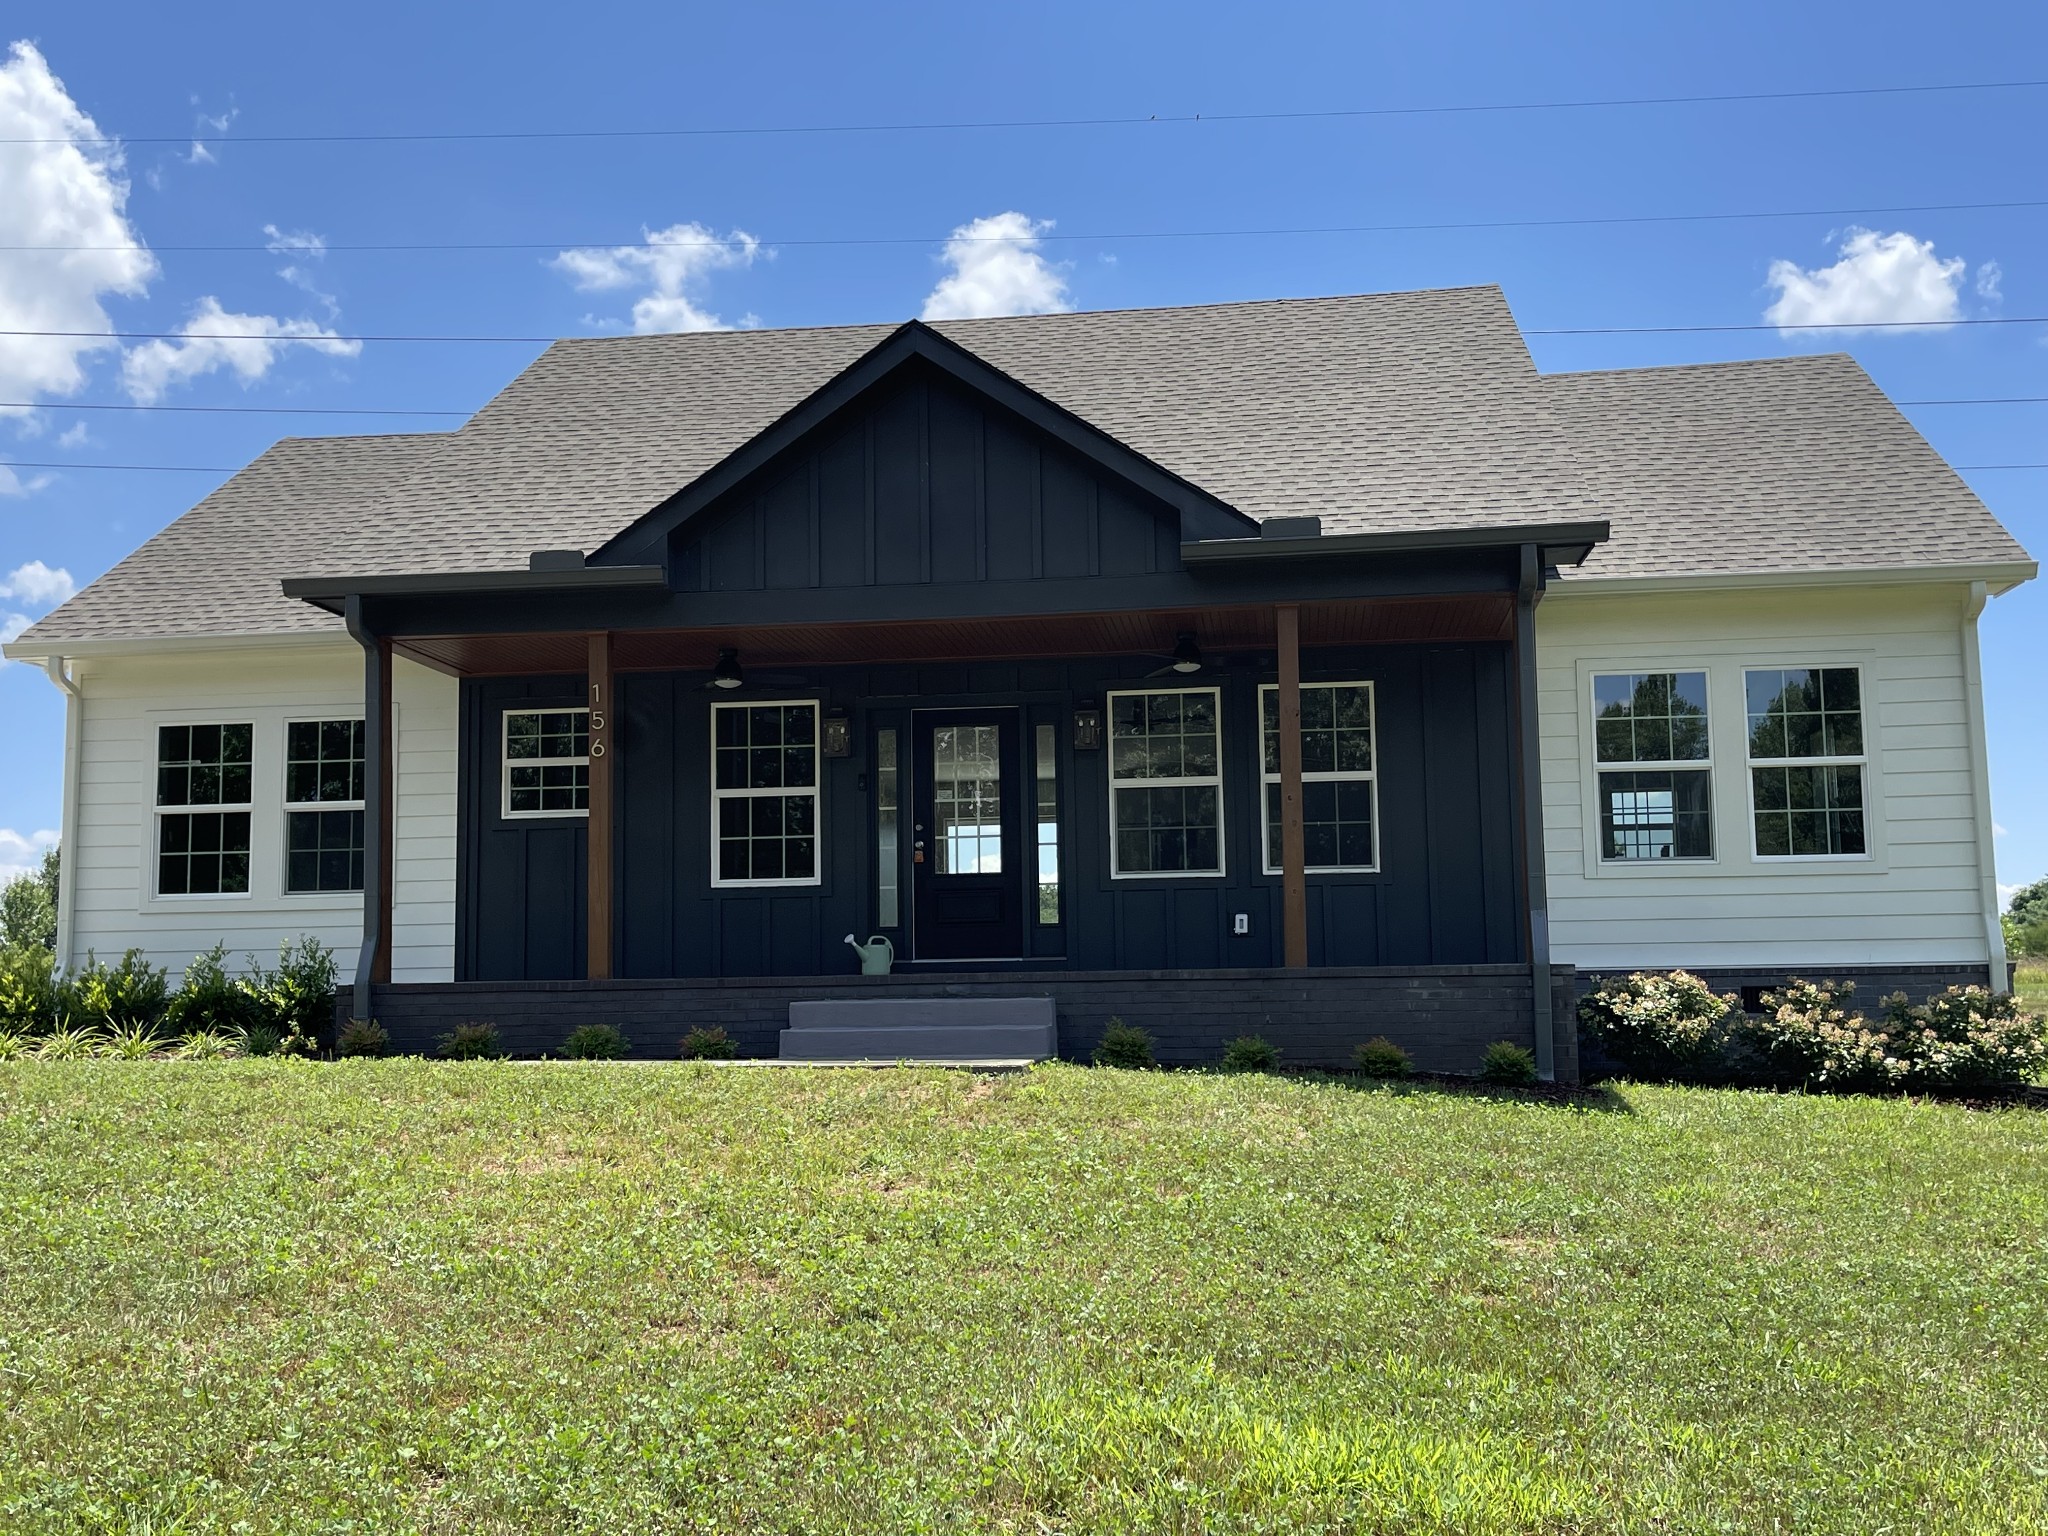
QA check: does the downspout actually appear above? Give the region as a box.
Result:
[1960,581,2011,988]
[344,597,384,1022]
[1514,546,1557,1081]
[41,657,83,972]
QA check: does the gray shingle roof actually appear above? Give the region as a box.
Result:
[1544,353,2031,581]
[12,285,2028,649]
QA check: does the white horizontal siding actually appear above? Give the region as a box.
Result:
[1535,582,1995,971]
[65,644,458,985]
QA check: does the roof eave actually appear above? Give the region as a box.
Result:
[279,564,670,614]
[1548,559,2038,598]
[1181,519,1610,568]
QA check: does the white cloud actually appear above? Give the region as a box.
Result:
[120,296,361,403]
[551,223,761,334]
[0,609,29,658]
[1976,260,2003,303]
[0,42,158,416]
[188,101,235,165]
[263,224,338,314]
[921,212,1071,321]
[2001,881,2022,908]
[1995,821,2010,838]
[1763,228,1968,333]
[55,421,88,449]
[0,464,55,497]
[0,559,75,606]
[0,826,57,882]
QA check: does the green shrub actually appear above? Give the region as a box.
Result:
[163,943,259,1039]
[0,1030,30,1061]
[69,948,170,1031]
[97,1023,167,1060]
[1478,1040,1538,1085]
[35,1025,102,1061]
[680,1025,738,1060]
[0,845,57,951]
[0,943,62,1034]
[1353,1036,1413,1077]
[1092,1019,1155,1069]
[1219,1034,1279,1072]
[437,1022,505,1061]
[1578,970,1736,1080]
[1908,986,2048,1086]
[563,1023,629,1060]
[244,937,338,1056]
[173,1030,239,1061]
[337,1018,391,1058]
[239,1025,284,1059]
[1736,979,1897,1091]
[2011,920,2048,960]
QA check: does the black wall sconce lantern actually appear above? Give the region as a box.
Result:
[1073,699,1103,751]
[822,709,852,758]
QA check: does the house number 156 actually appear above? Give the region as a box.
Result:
[589,682,607,757]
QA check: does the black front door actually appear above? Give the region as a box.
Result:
[912,711,1025,960]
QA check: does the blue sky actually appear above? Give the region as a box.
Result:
[0,0,2042,896]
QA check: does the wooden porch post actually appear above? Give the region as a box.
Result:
[1513,546,1557,1081]
[586,632,614,980]
[1275,603,1309,968]
[372,635,393,986]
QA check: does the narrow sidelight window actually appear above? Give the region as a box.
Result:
[1745,666,1867,857]
[285,718,366,893]
[875,728,900,926]
[1259,681,1378,873]
[156,722,253,896]
[1035,722,1060,922]
[1107,687,1223,877]
[711,701,821,886]
[503,709,590,818]
[1592,671,1713,860]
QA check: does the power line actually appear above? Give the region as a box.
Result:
[10,77,2046,147]
[8,316,2046,347]
[0,400,466,417]
[6,196,2044,256]
[10,459,2045,476]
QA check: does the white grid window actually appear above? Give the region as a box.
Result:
[1591,671,1713,862]
[1745,666,1868,858]
[503,709,590,818]
[712,701,821,886]
[284,718,365,893]
[156,722,253,896]
[1108,687,1223,878]
[1258,681,1379,873]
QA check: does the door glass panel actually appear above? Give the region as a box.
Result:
[1035,722,1059,923]
[933,724,1002,874]
[876,729,900,926]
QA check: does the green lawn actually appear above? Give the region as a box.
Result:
[2,1064,2044,1535]
[2018,963,2048,1016]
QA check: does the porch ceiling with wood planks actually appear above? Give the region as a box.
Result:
[392,593,1514,676]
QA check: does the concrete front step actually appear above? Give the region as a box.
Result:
[780,996,1056,1062]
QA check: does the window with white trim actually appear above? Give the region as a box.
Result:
[1108,687,1223,877]
[284,718,365,892]
[156,723,253,896]
[503,709,589,818]
[1591,671,1713,861]
[1745,666,1867,857]
[712,701,820,885]
[1258,681,1378,872]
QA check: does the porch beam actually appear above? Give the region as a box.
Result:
[1513,546,1557,1081]
[586,631,615,980]
[1275,603,1308,968]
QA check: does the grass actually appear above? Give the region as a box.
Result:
[2017,962,2048,1016]
[1,1064,2045,1534]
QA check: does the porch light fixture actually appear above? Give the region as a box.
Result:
[822,709,851,758]
[1169,633,1203,674]
[711,647,745,690]
[1073,700,1102,751]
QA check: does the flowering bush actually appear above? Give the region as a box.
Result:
[1735,979,2046,1092]
[1875,986,2047,1088]
[1578,970,1736,1079]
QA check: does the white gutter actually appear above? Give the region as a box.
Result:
[3,626,348,665]
[40,657,83,972]
[1960,581,2012,988]
[1549,560,2037,599]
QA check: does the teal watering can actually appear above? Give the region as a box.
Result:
[844,933,895,975]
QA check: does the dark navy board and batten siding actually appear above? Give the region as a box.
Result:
[668,364,1184,595]
[455,644,1523,982]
